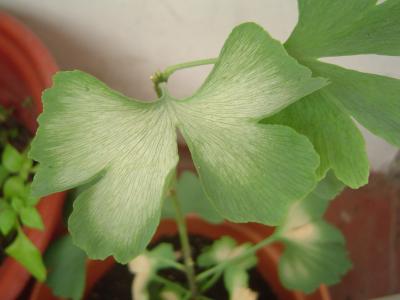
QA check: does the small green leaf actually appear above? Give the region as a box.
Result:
[128,243,177,300]
[0,201,17,235]
[224,266,249,294]
[19,157,33,181]
[198,236,237,267]
[20,206,44,230]
[11,197,24,212]
[147,243,177,269]
[22,183,41,206]
[6,230,46,281]
[44,235,87,300]
[2,144,24,173]
[224,267,258,300]
[162,171,223,224]
[198,236,258,300]
[197,236,257,269]
[0,165,9,186]
[275,173,351,293]
[3,176,25,198]
[25,195,41,207]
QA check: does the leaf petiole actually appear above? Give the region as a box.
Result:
[170,189,199,299]
[156,257,186,272]
[200,269,223,293]
[151,58,218,97]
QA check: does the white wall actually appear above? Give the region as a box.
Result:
[1,0,398,170]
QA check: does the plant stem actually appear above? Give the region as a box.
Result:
[151,57,218,97]
[200,269,223,293]
[196,234,277,282]
[153,274,189,295]
[163,58,218,79]
[157,257,186,272]
[171,190,199,299]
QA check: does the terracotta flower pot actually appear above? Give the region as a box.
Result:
[30,217,330,300]
[0,12,65,300]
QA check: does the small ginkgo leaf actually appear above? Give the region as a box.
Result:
[30,22,326,263]
[197,236,256,269]
[198,236,258,300]
[275,173,351,293]
[276,0,400,187]
[224,268,258,300]
[162,171,223,223]
[128,243,176,300]
[6,229,46,281]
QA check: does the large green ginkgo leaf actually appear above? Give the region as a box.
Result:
[266,0,400,188]
[308,60,400,146]
[30,22,326,263]
[275,173,351,293]
[285,0,400,57]
[264,92,368,188]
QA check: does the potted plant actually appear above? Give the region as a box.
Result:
[30,170,330,300]
[0,12,66,300]
[28,0,400,299]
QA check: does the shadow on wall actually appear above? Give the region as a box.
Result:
[2,8,153,100]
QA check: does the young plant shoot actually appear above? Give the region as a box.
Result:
[0,109,46,281]
[30,0,400,299]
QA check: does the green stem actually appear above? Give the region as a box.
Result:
[196,234,277,282]
[157,257,186,272]
[153,274,189,295]
[200,269,223,293]
[171,190,199,299]
[151,58,218,97]
[163,58,218,79]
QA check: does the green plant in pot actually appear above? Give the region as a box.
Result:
[30,0,400,299]
[0,107,46,281]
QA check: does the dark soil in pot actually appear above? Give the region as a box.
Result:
[88,234,278,300]
[0,231,16,264]
[0,108,32,151]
